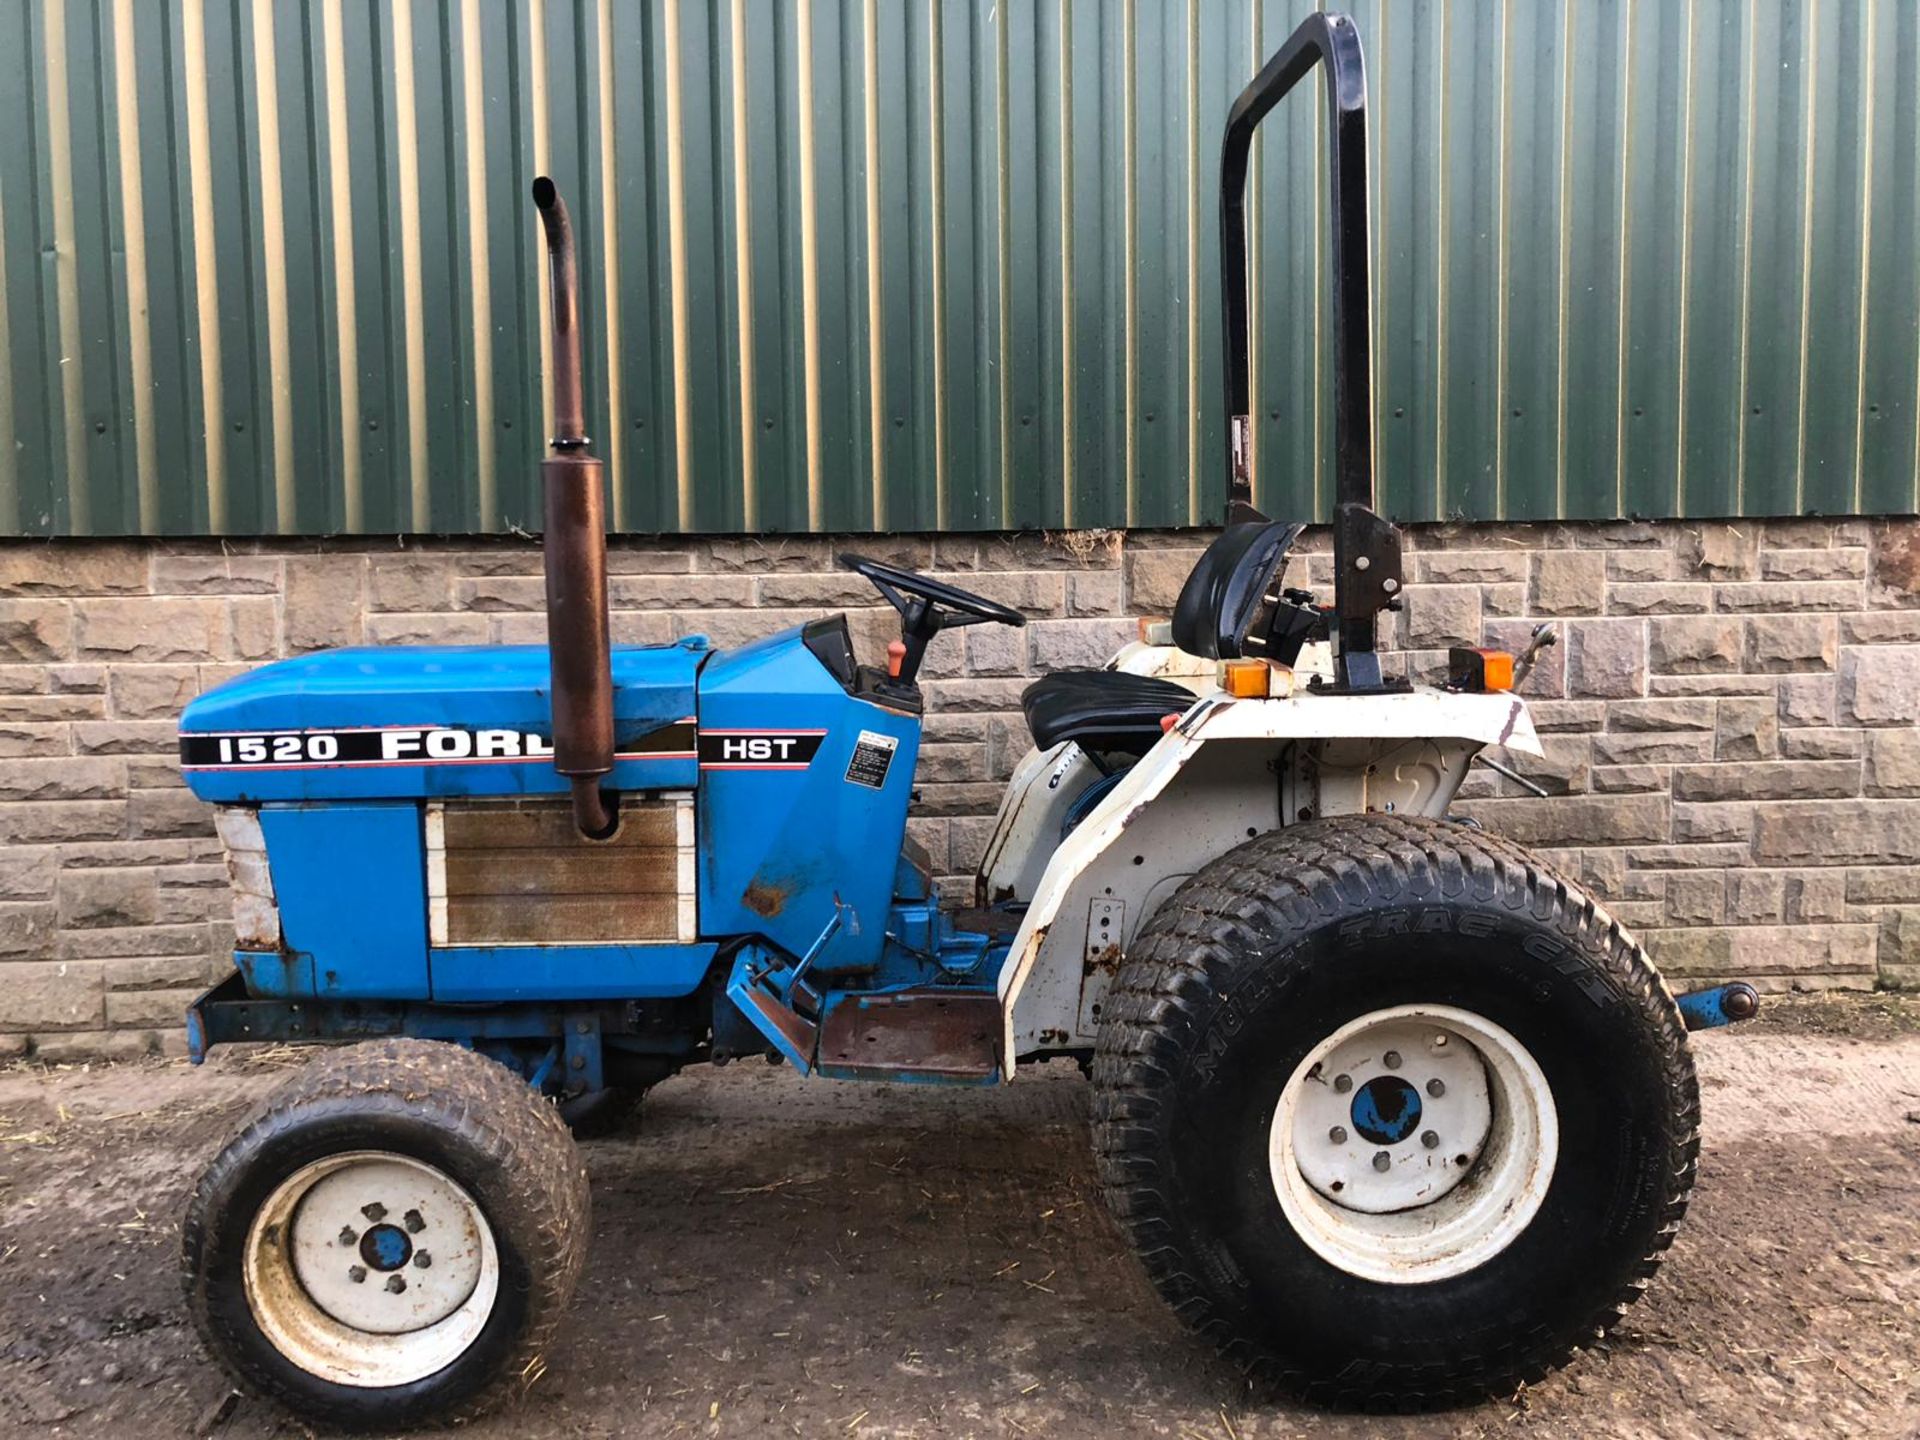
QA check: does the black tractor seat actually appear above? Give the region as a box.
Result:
[1017,520,1306,759]
[1020,670,1198,757]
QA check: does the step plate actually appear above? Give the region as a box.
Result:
[816,989,1002,1084]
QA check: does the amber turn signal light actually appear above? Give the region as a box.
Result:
[1223,659,1270,698]
[1447,646,1515,692]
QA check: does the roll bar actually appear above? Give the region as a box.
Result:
[1217,13,1401,691]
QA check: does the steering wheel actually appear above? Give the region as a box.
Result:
[838,553,1026,687]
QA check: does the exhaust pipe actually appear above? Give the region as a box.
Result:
[532,177,616,839]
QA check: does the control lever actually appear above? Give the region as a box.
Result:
[1513,623,1558,687]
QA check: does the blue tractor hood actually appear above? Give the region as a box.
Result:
[179,640,708,803]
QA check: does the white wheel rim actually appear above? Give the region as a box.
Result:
[244,1151,500,1387]
[1267,1004,1558,1285]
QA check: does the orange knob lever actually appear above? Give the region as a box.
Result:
[887,640,908,679]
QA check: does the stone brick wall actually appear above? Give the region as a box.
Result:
[2,516,1916,1058]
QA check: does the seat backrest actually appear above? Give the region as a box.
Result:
[1170,521,1305,659]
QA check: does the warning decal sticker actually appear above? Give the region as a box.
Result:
[844,730,899,789]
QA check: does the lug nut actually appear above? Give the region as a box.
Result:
[1329,1125,1348,1144]
[1372,1151,1391,1172]
[386,1274,408,1294]
[414,1251,432,1269]
[1383,1050,1401,1070]
[1427,1078,1446,1098]
[338,1226,358,1246]
[1333,1073,1353,1094]
[347,1265,367,1284]
[1421,1130,1439,1149]
[361,1203,387,1223]
[403,1209,426,1234]
[1432,1034,1449,1049]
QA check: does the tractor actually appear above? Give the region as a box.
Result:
[175,15,1756,1427]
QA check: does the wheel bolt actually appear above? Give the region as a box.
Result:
[1372,1151,1391,1172]
[403,1208,426,1234]
[414,1251,432,1269]
[337,1226,358,1246]
[1328,1125,1348,1144]
[1383,1050,1402,1070]
[386,1274,407,1294]
[361,1202,387,1223]
[1421,1130,1439,1149]
[1333,1073,1353,1094]
[1432,1034,1449,1049]
[347,1266,367,1284]
[1427,1078,1446,1098]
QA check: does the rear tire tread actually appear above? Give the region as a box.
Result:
[1091,815,1698,1411]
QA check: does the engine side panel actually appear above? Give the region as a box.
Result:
[255,802,430,998]
[696,627,921,975]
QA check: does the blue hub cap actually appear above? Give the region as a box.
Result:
[1349,1076,1422,1145]
[359,1222,414,1272]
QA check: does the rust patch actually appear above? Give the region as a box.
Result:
[739,986,819,1067]
[743,879,789,919]
[1083,944,1125,977]
[816,989,1000,1081]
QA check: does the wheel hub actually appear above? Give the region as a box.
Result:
[1290,1017,1493,1215]
[1349,1075,1422,1145]
[358,1222,414,1273]
[1269,1004,1559,1284]
[244,1150,500,1386]
[283,1158,485,1334]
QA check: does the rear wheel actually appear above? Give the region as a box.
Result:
[183,1039,590,1429]
[1092,816,1697,1410]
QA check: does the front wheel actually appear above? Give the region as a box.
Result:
[182,1039,590,1429]
[1092,816,1698,1411]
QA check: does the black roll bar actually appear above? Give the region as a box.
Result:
[1218,13,1401,691]
[1219,11,1372,518]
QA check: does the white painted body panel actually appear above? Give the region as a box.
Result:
[990,676,1541,1075]
[976,741,1103,906]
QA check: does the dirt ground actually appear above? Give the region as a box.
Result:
[1,997,1916,1440]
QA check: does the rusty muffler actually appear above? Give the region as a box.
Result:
[533,177,616,839]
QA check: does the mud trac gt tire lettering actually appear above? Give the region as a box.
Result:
[1091,815,1698,1411]
[182,1039,591,1430]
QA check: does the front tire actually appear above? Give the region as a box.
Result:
[183,1039,590,1430]
[1092,816,1698,1411]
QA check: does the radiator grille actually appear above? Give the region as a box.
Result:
[427,796,695,947]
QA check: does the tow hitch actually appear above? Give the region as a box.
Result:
[1674,982,1761,1032]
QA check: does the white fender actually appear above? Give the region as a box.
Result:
[993,682,1541,1076]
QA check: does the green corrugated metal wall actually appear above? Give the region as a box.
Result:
[1,0,1916,538]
